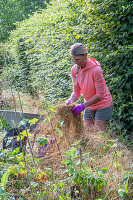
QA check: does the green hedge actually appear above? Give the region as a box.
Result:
[0,0,49,42]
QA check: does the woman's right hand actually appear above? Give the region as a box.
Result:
[66,99,71,105]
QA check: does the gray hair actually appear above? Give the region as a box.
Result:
[70,43,88,55]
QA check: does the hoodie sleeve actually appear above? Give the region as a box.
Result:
[94,67,105,99]
[71,66,81,99]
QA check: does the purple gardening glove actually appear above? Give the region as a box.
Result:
[66,99,71,105]
[72,104,85,115]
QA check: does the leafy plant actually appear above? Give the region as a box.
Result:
[62,142,107,199]
[0,117,11,131]
[118,169,133,199]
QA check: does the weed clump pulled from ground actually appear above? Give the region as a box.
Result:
[56,103,84,140]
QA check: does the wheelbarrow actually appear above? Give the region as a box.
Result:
[0,110,44,153]
[0,110,44,130]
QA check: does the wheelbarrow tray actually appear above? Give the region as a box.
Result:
[0,110,44,130]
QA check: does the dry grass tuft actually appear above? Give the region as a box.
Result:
[82,133,133,199]
[30,103,85,171]
[0,90,43,113]
[0,91,16,109]
[56,103,84,140]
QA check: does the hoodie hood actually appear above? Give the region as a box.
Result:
[71,57,101,84]
[82,58,101,71]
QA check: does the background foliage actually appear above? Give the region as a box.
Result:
[0,0,133,135]
[0,0,49,42]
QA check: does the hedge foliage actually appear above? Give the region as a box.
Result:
[1,0,133,135]
[0,0,49,42]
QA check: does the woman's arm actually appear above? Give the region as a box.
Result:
[83,95,100,108]
[69,95,79,103]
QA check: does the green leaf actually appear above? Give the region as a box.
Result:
[91,177,95,186]
[95,199,103,200]
[74,159,80,165]
[59,196,65,200]
[49,108,55,112]
[30,181,38,187]
[29,118,39,125]
[58,120,64,128]
[100,168,108,174]
[56,127,63,136]
[1,169,10,189]
[12,147,19,155]
[17,130,31,141]
[0,187,6,198]
[125,177,129,194]
[19,162,25,168]
[19,119,29,127]
[118,189,125,197]
[37,137,50,146]
[44,118,48,125]
[9,165,18,176]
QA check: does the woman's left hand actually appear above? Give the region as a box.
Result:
[72,104,85,115]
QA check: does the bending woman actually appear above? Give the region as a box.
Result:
[66,43,113,132]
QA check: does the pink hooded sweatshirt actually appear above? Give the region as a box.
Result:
[71,58,113,110]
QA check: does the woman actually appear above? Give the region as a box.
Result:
[66,43,113,131]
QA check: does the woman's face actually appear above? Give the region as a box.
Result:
[72,53,87,68]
